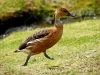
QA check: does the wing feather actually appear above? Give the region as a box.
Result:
[18,30,50,50]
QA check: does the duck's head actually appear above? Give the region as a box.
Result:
[52,8,74,24]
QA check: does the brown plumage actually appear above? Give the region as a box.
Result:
[14,8,74,66]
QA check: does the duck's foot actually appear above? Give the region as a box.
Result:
[22,55,31,66]
[44,52,54,60]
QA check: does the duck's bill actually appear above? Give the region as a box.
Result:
[67,13,75,18]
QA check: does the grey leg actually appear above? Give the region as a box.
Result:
[44,52,54,60]
[22,55,31,66]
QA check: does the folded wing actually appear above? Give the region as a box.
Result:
[18,30,50,50]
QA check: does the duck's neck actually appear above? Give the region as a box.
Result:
[54,19,63,28]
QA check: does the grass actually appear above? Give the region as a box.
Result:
[0,0,100,19]
[0,19,100,75]
[0,0,25,17]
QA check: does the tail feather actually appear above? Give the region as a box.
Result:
[14,50,21,53]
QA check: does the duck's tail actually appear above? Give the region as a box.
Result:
[14,50,21,53]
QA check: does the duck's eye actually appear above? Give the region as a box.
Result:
[63,10,67,12]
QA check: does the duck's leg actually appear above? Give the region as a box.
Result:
[22,55,31,66]
[43,52,54,60]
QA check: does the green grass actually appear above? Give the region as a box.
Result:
[0,19,100,75]
[0,0,100,19]
[0,0,25,17]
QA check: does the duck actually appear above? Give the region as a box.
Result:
[14,7,74,66]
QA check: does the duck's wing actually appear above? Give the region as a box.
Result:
[18,30,51,50]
